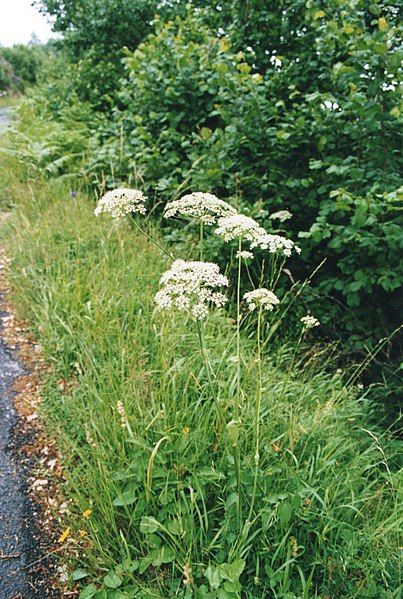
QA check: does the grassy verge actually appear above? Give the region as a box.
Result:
[0,157,401,596]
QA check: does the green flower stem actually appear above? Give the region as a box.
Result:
[196,319,225,428]
[200,220,204,261]
[235,236,243,530]
[131,218,175,260]
[236,237,242,415]
[248,305,263,521]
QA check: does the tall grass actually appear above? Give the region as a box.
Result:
[1,167,401,598]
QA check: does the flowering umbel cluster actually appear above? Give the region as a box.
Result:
[243,288,280,312]
[94,188,147,218]
[270,209,293,222]
[164,192,237,225]
[301,315,320,329]
[154,259,229,320]
[251,233,301,256]
[215,214,266,243]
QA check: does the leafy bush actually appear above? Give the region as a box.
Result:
[6,2,403,387]
[0,42,48,91]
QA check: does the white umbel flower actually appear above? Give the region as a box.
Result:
[243,288,280,312]
[236,250,254,260]
[300,315,320,329]
[251,233,301,257]
[155,259,228,320]
[164,192,237,225]
[270,209,293,222]
[215,214,266,243]
[94,188,147,218]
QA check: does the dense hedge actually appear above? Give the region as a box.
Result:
[9,1,403,398]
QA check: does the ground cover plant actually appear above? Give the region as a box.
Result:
[0,141,401,596]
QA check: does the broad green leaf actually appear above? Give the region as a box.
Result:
[79,584,98,599]
[140,516,160,534]
[72,569,88,581]
[103,572,123,589]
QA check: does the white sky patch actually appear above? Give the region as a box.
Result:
[0,0,55,47]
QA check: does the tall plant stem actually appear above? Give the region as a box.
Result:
[248,306,263,521]
[279,331,304,403]
[236,237,242,416]
[131,219,175,260]
[196,320,225,428]
[199,221,204,260]
[234,237,243,529]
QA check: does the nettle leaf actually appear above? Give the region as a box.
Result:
[278,502,292,526]
[140,516,160,534]
[103,572,123,589]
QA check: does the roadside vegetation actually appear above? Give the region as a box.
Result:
[0,1,401,597]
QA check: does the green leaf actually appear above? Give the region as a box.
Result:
[140,516,160,534]
[205,565,221,589]
[218,559,245,583]
[112,485,137,507]
[72,569,88,581]
[278,502,292,526]
[79,584,98,599]
[103,572,123,589]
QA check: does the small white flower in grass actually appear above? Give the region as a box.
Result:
[270,209,293,222]
[243,288,280,312]
[155,259,228,320]
[251,233,301,257]
[300,315,320,329]
[215,214,266,243]
[164,192,237,225]
[236,250,254,260]
[94,188,147,218]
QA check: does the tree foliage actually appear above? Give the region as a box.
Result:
[24,1,403,375]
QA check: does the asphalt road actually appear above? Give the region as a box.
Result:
[0,107,58,597]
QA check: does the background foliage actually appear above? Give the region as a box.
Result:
[6,1,403,396]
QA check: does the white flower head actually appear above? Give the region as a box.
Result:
[270,209,293,222]
[236,250,254,260]
[155,259,228,320]
[215,214,266,243]
[243,288,280,312]
[94,188,147,218]
[300,315,320,329]
[164,192,237,225]
[251,233,301,257]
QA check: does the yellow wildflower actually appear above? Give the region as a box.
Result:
[59,527,71,543]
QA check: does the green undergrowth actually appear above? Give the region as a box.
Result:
[1,171,401,598]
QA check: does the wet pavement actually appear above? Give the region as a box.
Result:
[0,106,59,596]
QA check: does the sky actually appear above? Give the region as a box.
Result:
[0,0,55,47]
